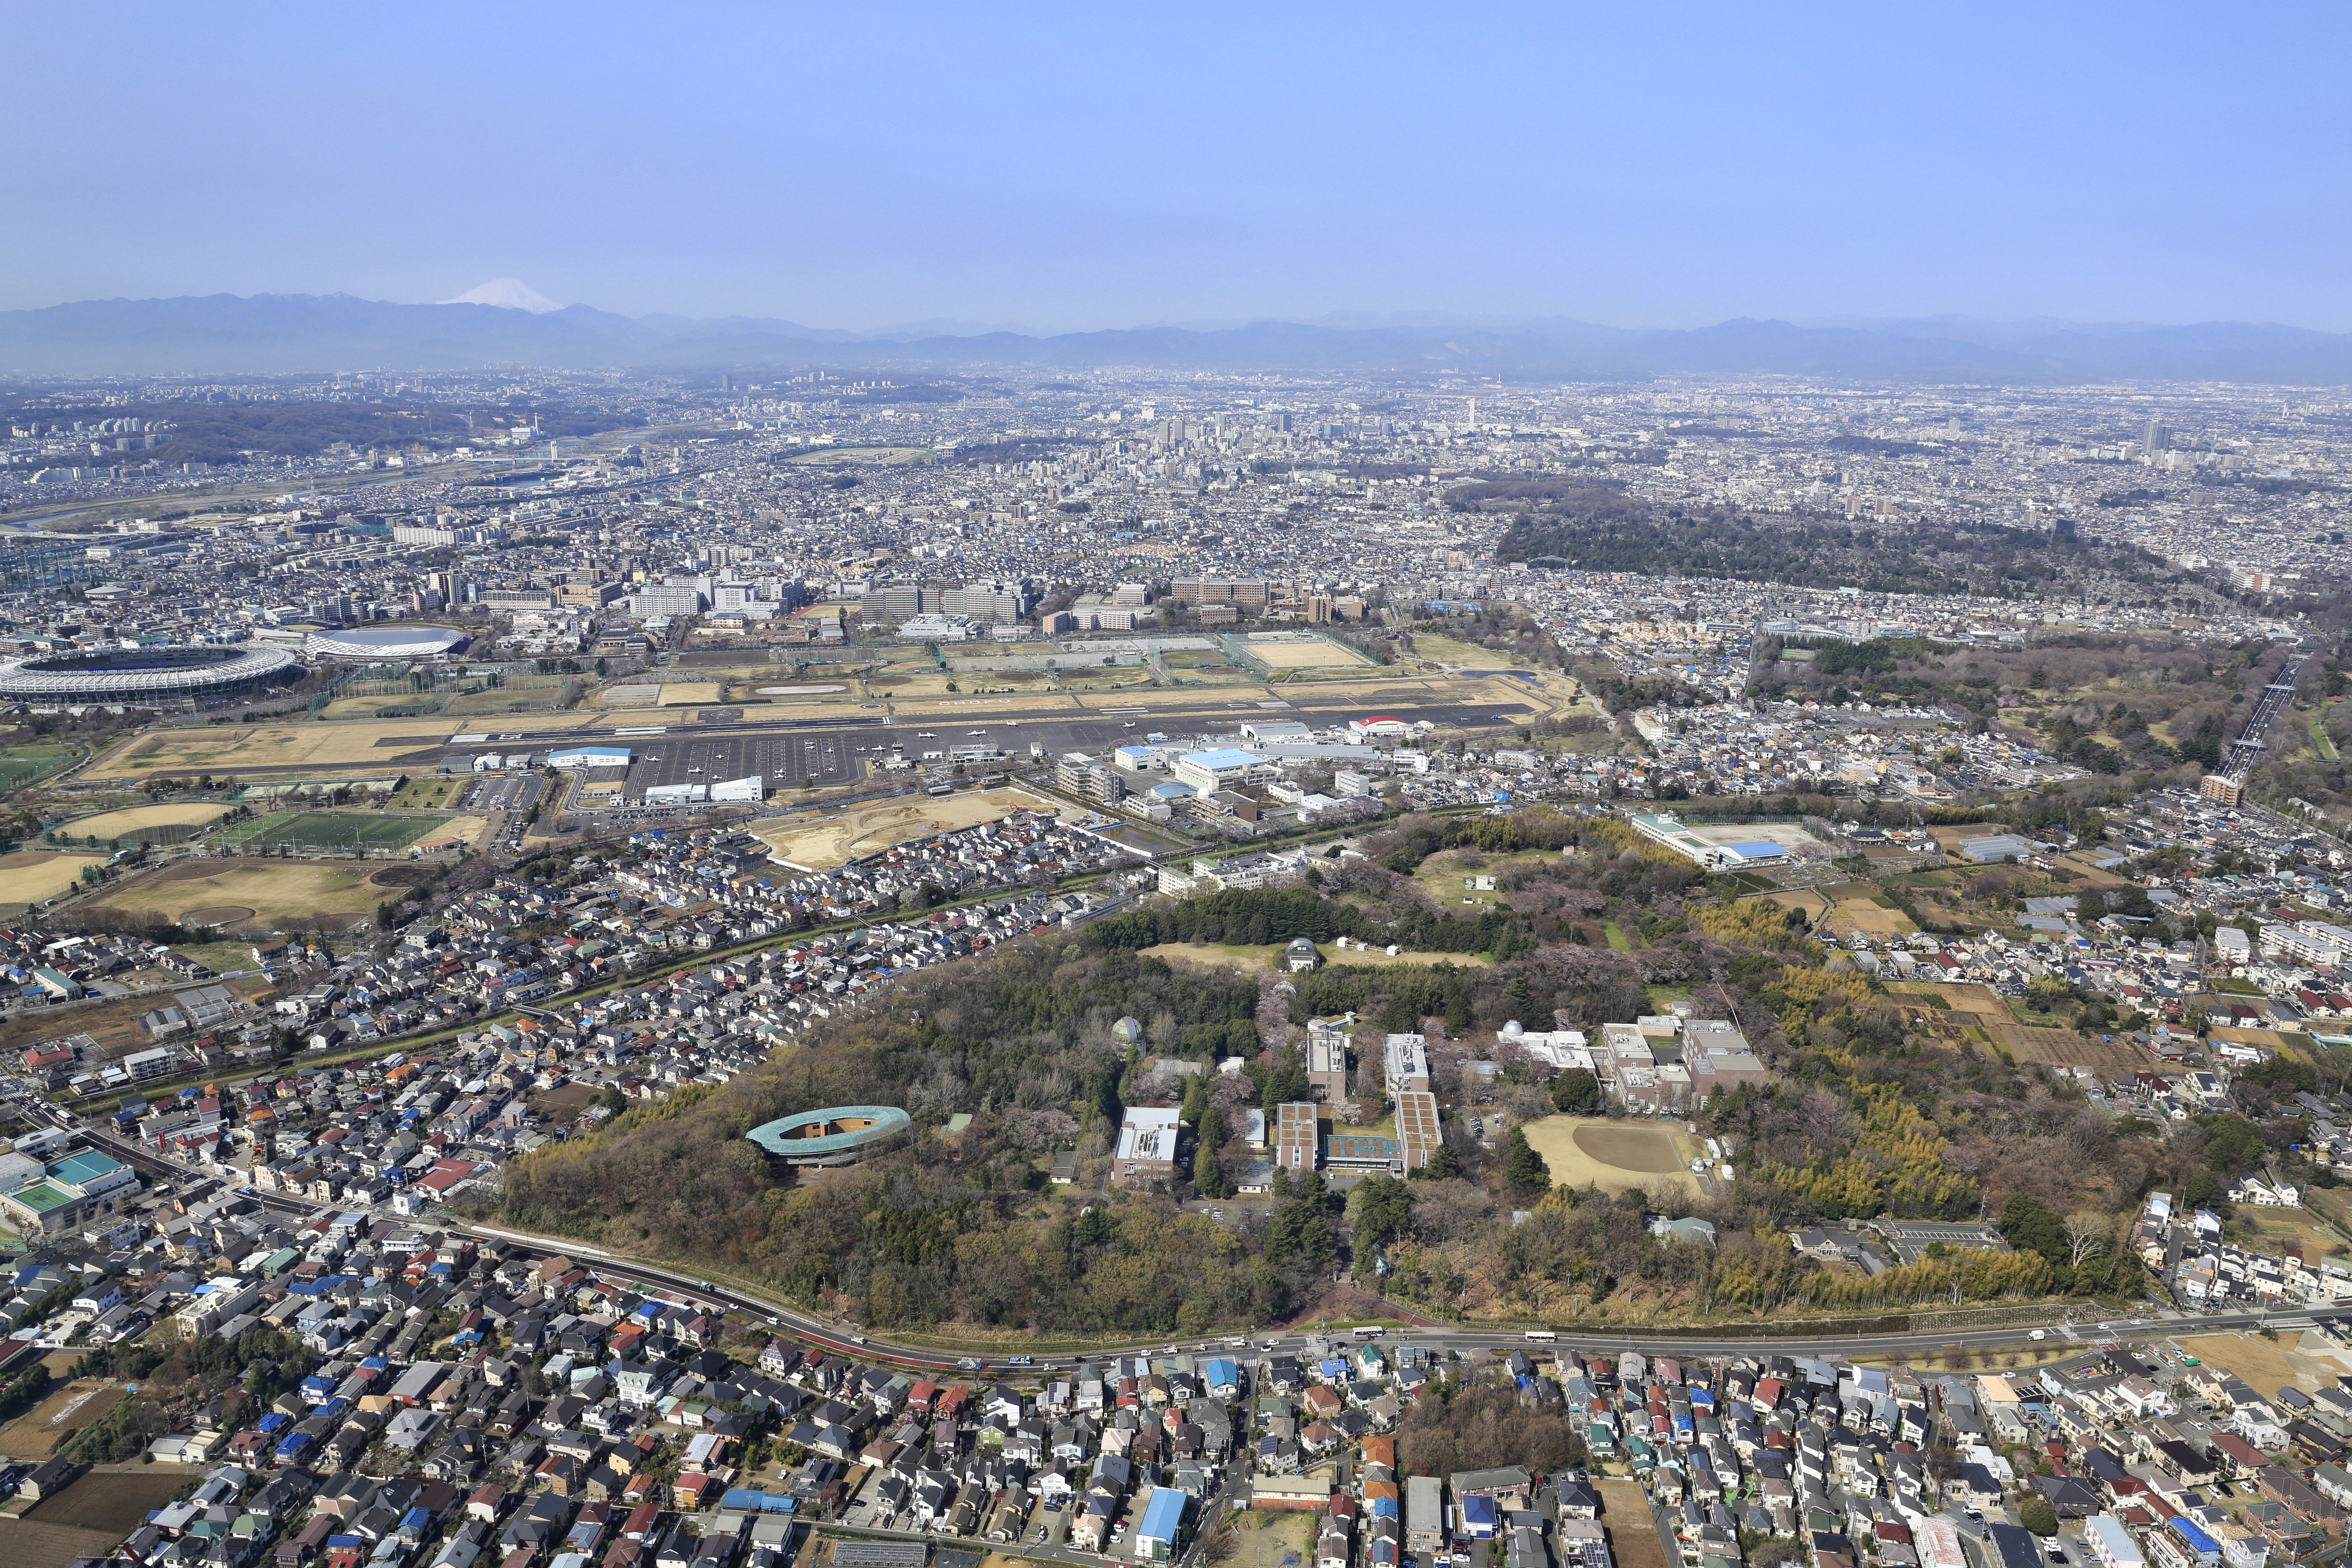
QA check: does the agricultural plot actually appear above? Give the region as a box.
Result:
[213,812,454,853]
[0,1379,126,1459]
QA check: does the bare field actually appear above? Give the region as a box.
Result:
[0,851,108,908]
[2172,1330,2352,1395]
[21,1469,190,1534]
[751,787,1067,869]
[0,1380,125,1459]
[1595,1479,1671,1568]
[91,859,379,929]
[60,802,232,839]
[1238,634,1369,669]
[1521,1115,1702,1200]
[0,1517,134,1568]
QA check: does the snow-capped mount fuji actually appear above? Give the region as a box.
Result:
[437,278,564,313]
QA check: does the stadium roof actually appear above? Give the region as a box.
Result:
[304,625,468,658]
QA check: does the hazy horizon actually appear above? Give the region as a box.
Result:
[6,3,2348,333]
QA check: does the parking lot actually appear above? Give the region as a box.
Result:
[461,774,532,812]
[626,731,866,801]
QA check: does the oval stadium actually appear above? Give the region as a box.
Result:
[745,1105,913,1167]
[304,625,470,659]
[0,643,300,703]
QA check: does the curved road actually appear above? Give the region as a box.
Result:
[69,1114,2291,1376]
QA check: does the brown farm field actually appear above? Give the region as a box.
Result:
[0,1518,134,1568]
[20,1469,191,1534]
[1520,1115,1703,1201]
[1595,1479,1671,1568]
[0,852,108,910]
[0,1380,126,1460]
[85,858,380,930]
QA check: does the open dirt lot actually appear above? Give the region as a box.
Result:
[0,1517,136,1568]
[2239,1204,2352,1265]
[1223,1508,1314,1568]
[0,851,108,909]
[1773,882,1921,938]
[1238,634,1369,669]
[2173,1330,2352,1395]
[20,1469,191,1534]
[60,802,231,839]
[0,1380,125,1460]
[90,859,379,930]
[1595,1479,1670,1568]
[751,787,1067,869]
[1520,1116,1703,1200]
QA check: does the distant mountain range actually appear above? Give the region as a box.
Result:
[5,291,2352,384]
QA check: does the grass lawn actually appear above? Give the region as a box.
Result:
[0,746,72,790]
[2310,715,2340,761]
[216,811,452,852]
[388,777,464,811]
[1410,846,1549,909]
[1603,921,1632,950]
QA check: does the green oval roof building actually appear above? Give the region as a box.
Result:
[745,1105,913,1166]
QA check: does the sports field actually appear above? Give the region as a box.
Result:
[213,812,454,853]
[1520,1115,1704,1200]
[90,858,381,929]
[0,745,73,790]
[753,787,1064,869]
[57,801,232,840]
[0,851,107,908]
[1237,633,1369,669]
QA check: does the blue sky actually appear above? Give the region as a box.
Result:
[6,2,2347,330]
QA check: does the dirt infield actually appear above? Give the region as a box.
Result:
[751,787,1068,869]
[58,801,231,839]
[0,851,108,909]
[89,859,376,930]
[1521,1116,1702,1200]
[1573,1125,1693,1173]
[0,1380,125,1460]
[1238,635,1368,669]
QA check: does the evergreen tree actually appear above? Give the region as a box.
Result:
[1503,1125,1551,1195]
